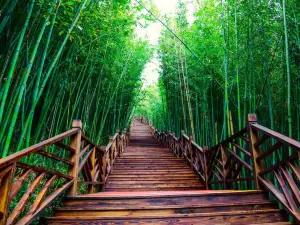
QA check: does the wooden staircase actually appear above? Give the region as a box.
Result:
[44,121,294,225]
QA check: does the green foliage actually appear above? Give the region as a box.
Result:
[151,0,300,147]
[0,0,152,157]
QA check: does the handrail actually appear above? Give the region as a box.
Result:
[146,114,300,223]
[0,120,129,225]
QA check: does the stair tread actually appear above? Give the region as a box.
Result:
[67,190,266,199]
[57,200,277,210]
[50,208,285,219]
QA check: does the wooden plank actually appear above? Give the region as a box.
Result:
[256,141,283,161]
[258,176,300,223]
[0,128,78,169]
[251,123,300,150]
[79,144,91,158]
[15,180,74,225]
[0,163,16,225]
[78,149,93,173]
[223,146,253,172]
[230,141,251,157]
[259,154,298,176]
[66,120,82,196]
[287,161,300,181]
[28,175,57,214]
[273,170,298,211]
[254,134,269,148]
[7,173,45,225]
[55,142,76,153]
[16,162,72,180]
[279,166,300,204]
[10,169,32,199]
[0,165,13,179]
[37,150,74,166]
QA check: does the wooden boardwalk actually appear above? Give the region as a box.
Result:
[106,121,204,191]
[44,122,294,224]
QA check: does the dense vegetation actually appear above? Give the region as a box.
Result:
[0,0,299,157]
[0,0,152,157]
[137,0,300,150]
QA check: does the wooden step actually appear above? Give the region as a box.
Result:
[63,191,270,208]
[106,179,200,184]
[44,209,287,224]
[105,186,204,191]
[54,203,279,217]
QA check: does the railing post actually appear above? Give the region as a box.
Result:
[67,120,82,196]
[116,129,120,156]
[203,146,209,190]
[220,144,229,189]
[247,114,264,190]
[180,130,184,156]
[88,147,96,194]
[109,136,114,164]
[167,131,170,148]
[189,136,193,161]
[0,163,16,225]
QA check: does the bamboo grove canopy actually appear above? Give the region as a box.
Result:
[0,0,299,159]
[135,0,300,151]
[0,0,152,157]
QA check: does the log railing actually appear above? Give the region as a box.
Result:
[0,120,129,225]
[149,114,300,222]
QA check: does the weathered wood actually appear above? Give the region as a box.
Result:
[28,175,57,214]
[66,120,82,196]
[16,162,73,180]
[0,128,78,169]
[37,150,74,166]
[256,141,283,161]
[55,142,76,153]
[10,169,32,199]
[7,173,45,225]
[0,163,16,225]
[279,166,300,204]
[247,114,264,189]
[15,180,74,225]
[251,123,300,150]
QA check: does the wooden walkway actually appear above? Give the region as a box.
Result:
[106,121,204,191]
[44,122,295,224]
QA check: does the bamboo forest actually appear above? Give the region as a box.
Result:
[0,0,299,224]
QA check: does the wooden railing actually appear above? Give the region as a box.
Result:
[149,114,300,223]
[0,120,129,225]
[247,114,300,222]
[150,127,208,189]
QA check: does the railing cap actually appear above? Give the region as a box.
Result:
[247,114,257,123]
[72,120,82,129]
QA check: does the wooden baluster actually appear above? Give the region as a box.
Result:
[167,131,170,148]
[88,147,96,193]
[0,163,16,225]
[203,146,209,190]
[220,144,229,189]
[247,114,264,190]
[67,120,82,196]
[116,129,120,156]
[109,136,114,166]
[172,133,176,154]
[189,136,193,162]
[180,130,184,156]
